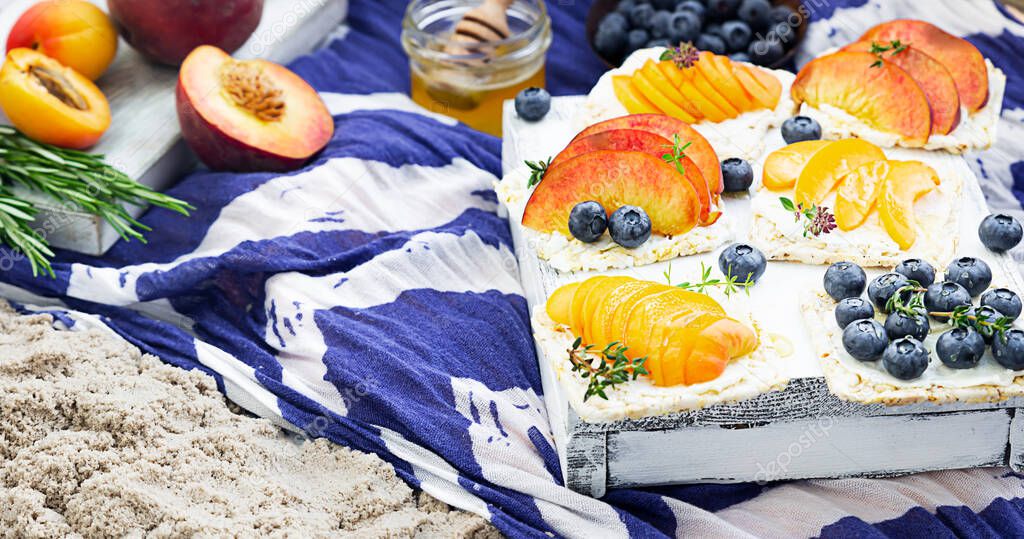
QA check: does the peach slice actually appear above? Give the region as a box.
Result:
[686,318,758,385]
[573,115,723,197]
[835,160,892,231]
[568,277,605,338]
[762,140,830,191]
[656,60,685,88]
[546,282,579,326]
[746,65,783,108]
[861,19,988,112]
[877,160,941,250]
[632,68,699,123]
[6,0,118,80]
[549,129,713,224]
[843,41,961,135]
[581,276,632,345]
[641,60,703,121]
[689,66,741,119]
[176,45,334,172]
[597,281,662,349]
[793,139,886,206]
[654,312,722,386]
[612,75,661,115]
[733,65,780,110]
[523,151,701,236]
[698,52,757,112]
[0,48,110,149]
[791,51,932,147]
[623,288,726,357]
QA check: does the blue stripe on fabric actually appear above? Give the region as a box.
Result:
[966,30,1024,111]
[818,497,1024,539]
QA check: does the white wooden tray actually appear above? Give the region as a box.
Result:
[0,0,348,255]
[501,97,1024,497]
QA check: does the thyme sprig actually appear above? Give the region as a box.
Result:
[661,134,693,175]
[673,261,754,297]
[887,284,1015,341]
[567,337,649,401]
[780,197,836,238]
[661,41,700,69]
[525,157,551,188]
[884,282,927,317]
[870,40,908,68]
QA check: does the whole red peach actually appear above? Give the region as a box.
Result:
[6,0,119,80]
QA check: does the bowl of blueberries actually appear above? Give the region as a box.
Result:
[587,0,806,69]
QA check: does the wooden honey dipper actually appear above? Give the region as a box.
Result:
[447,0,516,52]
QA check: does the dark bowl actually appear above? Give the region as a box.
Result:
[585,0,807,70]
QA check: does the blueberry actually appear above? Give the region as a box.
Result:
[842,319,889,361]
[894,258,935,287]
[704,23,725,40]
[616,0,637,15]
[981,288,1022,321]
[747,38,784,66]
[737,0,772,31]
[781,116,822,144]
[568,201,608,243]
[729,52,752,63]
[882,337,929,380]
[629,3,656,29]
[884,309,930,341]
[594,24,628,59]
[675,0,706,24]
[993,329,1024,370]
[720,20,752,52]
[651,0,676,10]
[769,21,797,49]
[823,261,867,302]
[835,297,874,329]
[608,205,652,248]
[924,281,972,320]
[627,28,650,52]
[768,4,796,25]
[599,12,629,33]
[718,243,767,283]
[649,10,673,38]
[514,87,551,122]
[867,273,911,313]
[936,327,985,369]
[945,257,992,297]
[979,214,1023,252]
[720,157,753,192]
[706,0,740,20]
[668,11,702,43]
[696,33,728,55]
[973,305,1006,344]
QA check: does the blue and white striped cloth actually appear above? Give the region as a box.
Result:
[1,0,1023,536]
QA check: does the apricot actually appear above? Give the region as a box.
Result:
[0,48,110,149]
[176,46,334,172]
[793,139,886,206]
[6,0,118,81]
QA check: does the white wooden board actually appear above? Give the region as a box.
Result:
[501,97,1024,497]
[0,0,349,255]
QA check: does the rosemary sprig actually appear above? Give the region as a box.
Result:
[780,197,836,238]
[661,41,700,69]
[870,40,908,68]
[567,337,648,401]
[525,157,551,188]
[0,189,54,277]
[675,261,754,297]
[661,134,693,175]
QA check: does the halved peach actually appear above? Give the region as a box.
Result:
[641,60,703,121]
[522,151,701,236]
[0,48,110,149]
[861,19,988,112]
[793,139,886,206]
[546,282,579,326]
[632,68,699,123]
[762,140,830,191]
[698,52,757,112]
[791,51,932,147]
[177,46,334,172]
[6,0,118,81]
[835,160,892,231]
[550,129,714,224]
[572,115,723,197]
[877,160,941,249]
[612,75,661,114]
[843,41,960,135]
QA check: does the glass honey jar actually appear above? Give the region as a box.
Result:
[402,0,552,137]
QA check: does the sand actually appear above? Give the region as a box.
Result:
[0,303,497,538]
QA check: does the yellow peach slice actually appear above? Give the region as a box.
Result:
[633,69,698,123]
[762,140,830,191]
[698,52,757,112]
[744,65,783,109]
[569,277,605,338]
[835,160,892,231]
[641,60,703,122]
[591,279,649,348]
[689,67,741,119]
[581,276,632,346]
[546,282,579,326]
[793,139,886,206]
[733,65,775,109]
[623,288,726,358]
[877,160,941,249]
[612,75,661,114]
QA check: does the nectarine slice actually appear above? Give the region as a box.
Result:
[877,160,941,250]
[843,41,961,135]
[734,65,775,109]
[641,60,703,121]
[656,60,685,88]
[546,282,579,326]
[793,139,886,206]
[633,69,699,123]
[623,288,725,357]
[698,52,757,112]
[600,281,663,350]
[581,276,632,345]
[569,277,605,338]
[655,313,722,386]
[835,160,892,231]
[689,66,741,119]
[762,140,830,191]
[791,51,932,147]
[522,151,701,236]
[744,65,782,109]
[573,115,722,197]
[686,318,758,385]
[613,75,661,114]
[177,46,334,172]
[861,19,988,112]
